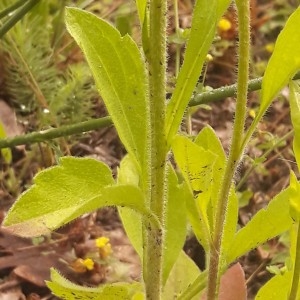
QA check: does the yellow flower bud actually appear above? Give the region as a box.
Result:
[218,18,232,32]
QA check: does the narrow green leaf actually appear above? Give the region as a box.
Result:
[290,81,300,167]
[255,271,292,300]
[162,165,187,285]
[135,0,147,26]
[255,7,300,125]
[3,157,158,237]
[65,8,149,173]
[165,0,231,145]
[163,251,201,300]
[228,188,293,263]
[47,268,144,300]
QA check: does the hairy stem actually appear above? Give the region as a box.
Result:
[143,0,167,299]
[206,1,250,299]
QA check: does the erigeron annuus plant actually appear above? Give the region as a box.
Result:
[3,0,300,299]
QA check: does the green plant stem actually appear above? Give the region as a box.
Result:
[2,71,300,151]
[0,0,25,19]
[206,1,250,299]
[0,117,112,149]
[192,71,300,105]
[289,223,300,300]
[0,0,41,38]
[143,0,167,299]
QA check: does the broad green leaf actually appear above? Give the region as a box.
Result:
[194,126,226,230]
[227,188,293,263]
[290,81,300,167]
[163,251,201,300]
[255,271,292,299]
[162,165,187,285]
[3,157,158,237]
[254,7,300,127]
[65,8,149,174]
[118,155,142,260]
[289,171,300,222]
[0,121,12,164]
[165,0,231,146]
[47,268,144,300]
[172,135,217,249]
[195,126,238,263]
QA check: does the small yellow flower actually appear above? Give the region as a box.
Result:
[96,236,112,259]
[265,43,275,53]
[71,258,94,273]
[218,18,232,32]
[83,258,94,271]
[96,236,110,248]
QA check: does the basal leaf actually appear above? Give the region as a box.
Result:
[163,165,187,285]
[65,8,149,174]
[255,271,292,300]
[47,268,144,300]
[165,0,231,146]
[255,7,300,125]
[227,188,293,263]
[3,157,157,237]
[163,251,201,300]
[289,81,300,167]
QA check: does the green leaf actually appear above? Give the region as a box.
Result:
[220,188,238,264]
[227,188,293,263]
[289,81,300,167]
[194,126,226,231]
[254,7,300,126]
[195,126,238,263]
[47,268,144,300]
[118,155,143,260]
[172,135,217,250]
[194,125,226,161]
[0,121,12,164]
[255,271,292,300]
[135,0,147,27]
[162,165,188,285]
[3,157,158,237]
[289,171,300,222]
[165,0,231,146]
[163,251,201,300]
[65,8,149,174]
